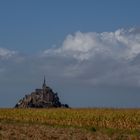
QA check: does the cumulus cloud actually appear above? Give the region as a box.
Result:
[43,28,140,61]
[0,47,17,60]
[1,28,140,88]
[42,28,140,87]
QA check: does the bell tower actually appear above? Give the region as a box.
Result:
[42,76,46,89]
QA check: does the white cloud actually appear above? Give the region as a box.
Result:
[42,28,140,87]
[43,28,140,61]
[1,28,140,87]
[0,47,17,60]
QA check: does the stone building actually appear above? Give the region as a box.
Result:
[15,77,69,108]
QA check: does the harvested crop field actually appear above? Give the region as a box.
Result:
[0,108,140,140]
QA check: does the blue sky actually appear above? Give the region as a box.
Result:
[0,0,140,53]
[0,0,140,108]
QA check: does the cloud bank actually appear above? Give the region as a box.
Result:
[41,28,140,87]
[0,48,17,60]
[1,28,140,88]
[43,28,140,60]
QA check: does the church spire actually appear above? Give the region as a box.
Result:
[42,76,46,89]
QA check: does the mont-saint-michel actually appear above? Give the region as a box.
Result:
[15,77,69,108]
[0,1,140,139]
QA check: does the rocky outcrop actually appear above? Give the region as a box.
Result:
[15,78,69,108]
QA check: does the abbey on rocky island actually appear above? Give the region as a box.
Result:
[15,77,69,108]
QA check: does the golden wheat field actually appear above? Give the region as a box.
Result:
[0,108,140,140]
